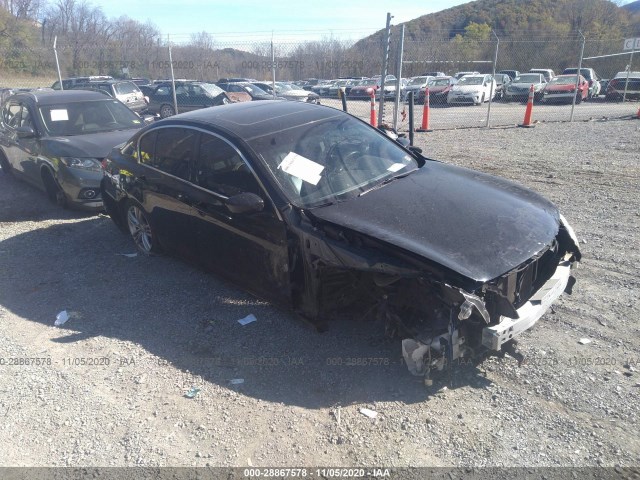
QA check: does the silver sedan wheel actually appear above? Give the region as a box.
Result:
[127,205,153,253]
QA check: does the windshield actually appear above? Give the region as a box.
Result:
[199,83,224,96]
[549,76,579,85]
[246,115,419,208]
[408,77,429,86]
[244,84,268,95]
[114,81,140,95]
[515,74,542,83]
[39,99,142,135]
[458,76,484,85]
[428,78,450,86]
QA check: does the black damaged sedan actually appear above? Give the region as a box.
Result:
[101,101,581,379]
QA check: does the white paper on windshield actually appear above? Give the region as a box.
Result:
[50,109,69,121]
[387,163,406,173]
[278,152,324,185]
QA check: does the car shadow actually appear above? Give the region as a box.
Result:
[0,207,494,409]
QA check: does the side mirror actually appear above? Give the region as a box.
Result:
[225,192,264,214]
[16,126,36,138]
[142,115,155,125]
[408,145,423,154]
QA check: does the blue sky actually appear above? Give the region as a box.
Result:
[93,0,476,43]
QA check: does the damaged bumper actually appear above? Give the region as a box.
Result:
[402,252,578,378]
[482,256,573,350]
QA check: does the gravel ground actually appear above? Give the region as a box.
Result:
[0,118,638,468]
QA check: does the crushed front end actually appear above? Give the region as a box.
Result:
[294,209,581,381]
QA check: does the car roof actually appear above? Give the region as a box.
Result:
[155,101,343,140]
[9,90,113,105]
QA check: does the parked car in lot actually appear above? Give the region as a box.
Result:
[0,90,148,210]
[402,76,433,101]
[146,81,249,118]
[542,74,588,104]
[69,79,148,114]
[562,68,601,98]
[497,69,520,80]
[605,71,640,101]
[418,76,457,105]
[347,80,378,100]
[252,82,320,104]
[454,71,480,80]
[100,100,581,379]
[504,73,547,102]
[382,78,407,100]
[311,80,336,97]
[447,74,496,105]
[217,81,275,101]
[51,75,113,90]
[529,68,555,82]
[494,73,512,100]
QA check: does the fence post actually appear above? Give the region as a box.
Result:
[53,36,63,89]
[392,24,405,131]
[339,87,347,112]
[168,37,178,115]
[570,31,585,122]
[623,46,636,102]
[486,30,499,128]
[378,13,392,126]
[271,37,277,99]
[408,91,414,146]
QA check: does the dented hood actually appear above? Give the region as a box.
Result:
[308,161,560,282]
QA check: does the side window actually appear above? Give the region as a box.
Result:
[19,104,33,129]
[137,130,157,164]
[196,133,260,197]
[145,128,197,181]
[4,104,23,128]
[190,85,205,96]
[156,86,170,96]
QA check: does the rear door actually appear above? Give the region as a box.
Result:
[132,126,201,260]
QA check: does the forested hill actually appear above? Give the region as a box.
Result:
[356,0,640,45]
[623,0,640,14]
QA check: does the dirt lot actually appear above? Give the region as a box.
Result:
[0,118,638,469]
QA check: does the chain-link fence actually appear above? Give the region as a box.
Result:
[1,30,638,131]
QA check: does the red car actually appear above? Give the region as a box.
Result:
[416,76,457,105]
[347,81,379,100]
[542,74,588,104]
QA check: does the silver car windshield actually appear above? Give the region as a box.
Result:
[247,116,419,208]
[39,99,142,136]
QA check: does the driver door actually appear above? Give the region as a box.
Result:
[189,131,290,304]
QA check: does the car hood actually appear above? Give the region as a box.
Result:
[308,161,560,282]
[43,129,139,158]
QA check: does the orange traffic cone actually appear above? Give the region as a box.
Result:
[416,87,432,132]
[369,89,377,127]
[519,84,535,128]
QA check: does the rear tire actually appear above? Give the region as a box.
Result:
[125,200,160,254]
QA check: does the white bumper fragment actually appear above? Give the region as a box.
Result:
[482,259,573,351]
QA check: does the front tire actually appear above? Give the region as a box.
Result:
[126,201,160,254]
[159,104,175,118]
[41,168,66,207]
[575,92,583,104]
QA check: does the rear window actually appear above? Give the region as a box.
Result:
[114,82,140,95]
